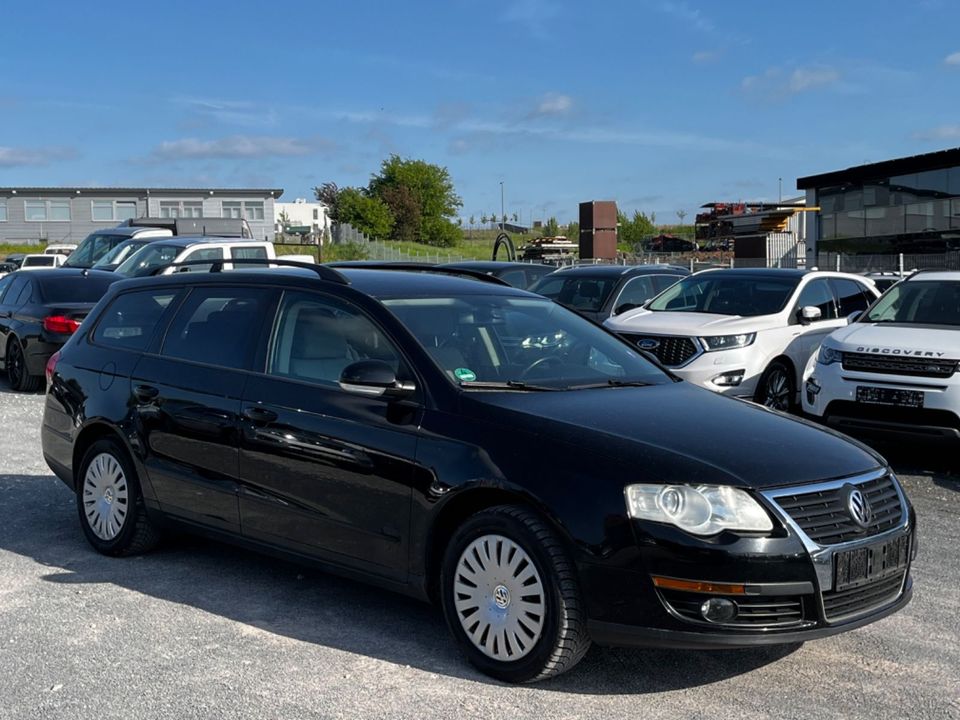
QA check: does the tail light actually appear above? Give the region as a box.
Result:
[46,350,61,386]
[43,315,81,334]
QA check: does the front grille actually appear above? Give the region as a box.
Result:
[841,351,958,378]
[826,401,960,433]
[619,333,699,367]
[821,570,906,622]
[772,474,903,546]
[660,589,809,628]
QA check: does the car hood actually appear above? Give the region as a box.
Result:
[824,322,960,357]
[604,309,778,335]
[466,383,882,489]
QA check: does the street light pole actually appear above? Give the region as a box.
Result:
[499,181,505,231]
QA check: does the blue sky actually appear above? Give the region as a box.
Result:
[1,0,959,224]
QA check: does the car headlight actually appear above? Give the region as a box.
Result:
[625,484,773,535]
[700,333,756,352]
[817,345,842,365]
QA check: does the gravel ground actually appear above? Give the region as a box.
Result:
[0,379,958,720]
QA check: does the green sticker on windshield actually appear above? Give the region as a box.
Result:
[454,367,477,382]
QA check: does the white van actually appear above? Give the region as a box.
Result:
[20,253,68,270]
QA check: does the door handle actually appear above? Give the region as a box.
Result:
[242,406,278,423]
[133,384,159,402]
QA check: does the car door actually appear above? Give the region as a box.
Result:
[131,284,277,532]
[237,289,421,581]
[608,275,657,317]
[0,276,35,368]
[785,278,845,381]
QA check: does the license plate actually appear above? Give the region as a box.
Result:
[856,386,924,408]
[835,534,910,591]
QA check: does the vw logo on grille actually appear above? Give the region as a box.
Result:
[637,338,660,351]
[844,485,872,528]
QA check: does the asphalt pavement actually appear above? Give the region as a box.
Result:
[0,379,958,720]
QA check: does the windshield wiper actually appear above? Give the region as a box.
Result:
[459,380,560,391]
[567,379,655,390]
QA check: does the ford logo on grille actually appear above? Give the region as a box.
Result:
[637,339,660,351]
[843,485,872,529]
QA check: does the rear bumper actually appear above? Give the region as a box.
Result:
[589,580,912,649]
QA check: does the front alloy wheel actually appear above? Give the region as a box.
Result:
[6,339,41,392]
[757,362,794,412]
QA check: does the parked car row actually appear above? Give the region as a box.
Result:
[39,263,917,683]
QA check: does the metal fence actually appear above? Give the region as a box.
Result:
[815,251,960,274]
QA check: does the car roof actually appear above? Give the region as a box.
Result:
[695,267,809,279]
[440,261,549,271]
[109,267,533,299]
[146,235,261,249]
[553,264,689,277]
[906,270,960,282]
[9,268,115,280]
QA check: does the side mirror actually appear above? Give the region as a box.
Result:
[613,303,639,316]
[798,306,822,325]
[339,360,415,399]
[847,310,863,324]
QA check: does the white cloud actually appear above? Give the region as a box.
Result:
[175,97,278,127]
[500,0,560,38]
[151,135,329,160]
[913,125,960,141]
[0,145,76,167]
[742,65,840,100]
[659,1,714,33]
[534,93,573,116]
[691,50,721,64]
[945,52,960,66]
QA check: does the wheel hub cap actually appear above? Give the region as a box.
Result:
[453,534,545,661]
[82,453,129,541]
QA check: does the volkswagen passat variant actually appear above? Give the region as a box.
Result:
[42,264,915,682]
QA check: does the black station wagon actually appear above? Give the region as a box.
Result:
[41,264,916,682]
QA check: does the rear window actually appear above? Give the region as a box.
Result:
[22,256,56,267]
[93,289,180,351]
[38,275,117,304]
[232,246,268,260]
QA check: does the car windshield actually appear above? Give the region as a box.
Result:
[115,244,180,277]
[529,274,618,313]
[64,233,123,268]
[39,275,116,303]
[647,274,800,316]
[864,280,960,326]
[93,241,148,268]
[382,295,670,389]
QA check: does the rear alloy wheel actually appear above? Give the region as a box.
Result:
[6,339,41,392]
[756,361,794,413]
[76,438,161,556]
[440,505,591,683]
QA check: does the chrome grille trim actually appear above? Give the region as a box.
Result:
[617,332,703,368]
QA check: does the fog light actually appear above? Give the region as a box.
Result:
[712,370,745,387]
[700,597,738,623]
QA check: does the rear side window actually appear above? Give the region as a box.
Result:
[612,275,656,313]
[232,246,268,260]
[831,278,872,316]
[179,246,224,273]
[94,290,180,351]
[497,269,527,288]
[795,279,837,320]
[1,276,28,305]
[161,287,272,370]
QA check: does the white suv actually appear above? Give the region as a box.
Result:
[114,237,276,277]
[604,269,879,411]
[803,270,960,439]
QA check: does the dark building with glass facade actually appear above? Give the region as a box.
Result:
[797,147,960,256]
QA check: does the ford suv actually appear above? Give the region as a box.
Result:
[604,269,879,411]
[803,270,960,440]
[42,265,914,682]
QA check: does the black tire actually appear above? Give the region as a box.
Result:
[755,360,795,413]
[75,437,161,556]
[440,505,590,683]
[6,338,41,392]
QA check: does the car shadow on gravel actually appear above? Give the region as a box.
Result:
[0,472,800,693]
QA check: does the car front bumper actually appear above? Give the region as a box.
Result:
[668,346,767,398]
[803,361,960,439]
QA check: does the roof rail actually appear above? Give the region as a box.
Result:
[149,258,349,284]
[329,262,512,286]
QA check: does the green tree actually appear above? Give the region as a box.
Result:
[336,187,394,239]
[367,155,463,247]
[543,216,560,236]
[511,212,519,223]
[566,221,580,239]
[469,214,476,227]
[480,213,488,225]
